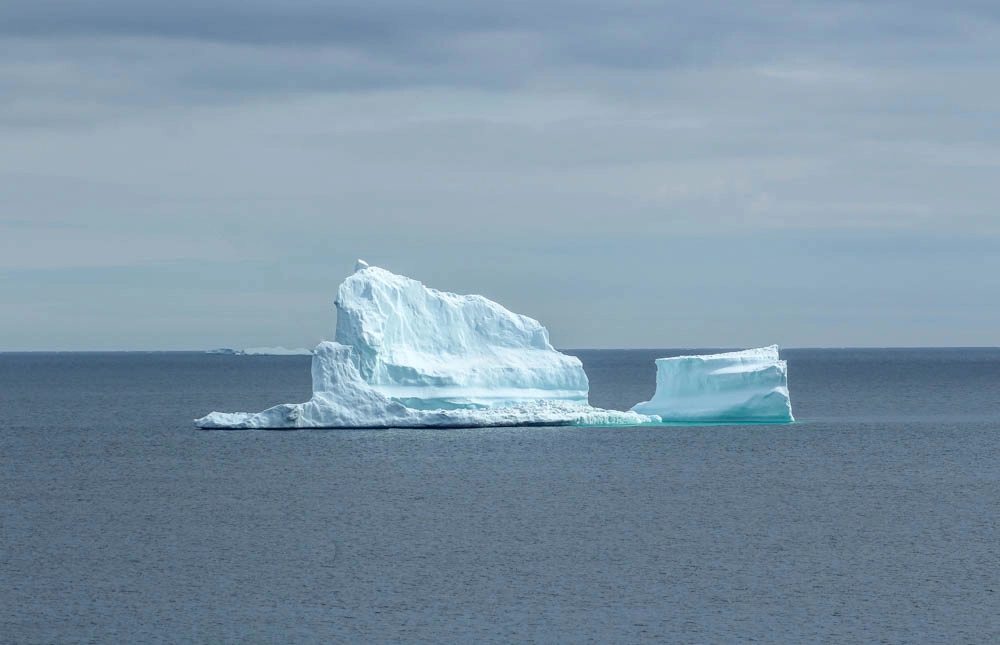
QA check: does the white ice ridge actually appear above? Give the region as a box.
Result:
[630,346,794,423]
[196,261,655,429]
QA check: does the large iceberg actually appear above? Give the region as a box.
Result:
[196,261,654,429]
[196,262,795,429]
[630,346,794,423]
[334,261,588,410]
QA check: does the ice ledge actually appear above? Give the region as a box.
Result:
[195,401,658,430]
[195,341,658,429]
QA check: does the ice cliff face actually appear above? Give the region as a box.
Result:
[334,265,589,409]
[195,262,653,429]
[630,346,794,423]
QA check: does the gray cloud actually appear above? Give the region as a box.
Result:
[2,0,999,120]
[2,0,999,348]
[3,1,996,45]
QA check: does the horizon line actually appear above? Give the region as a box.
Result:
[2,345,999,353]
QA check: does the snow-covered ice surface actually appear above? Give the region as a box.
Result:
[631,346,794,423]
[196,263,655,429]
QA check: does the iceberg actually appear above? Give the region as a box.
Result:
[334,262,589,409]
[630,346,794,423]
[196,261,655,429]
[242,347,313,356]
[195,262,794,429]
[206,347,313,355]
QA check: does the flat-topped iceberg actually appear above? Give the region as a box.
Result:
[630,346,794,423]
[196,262,654,429]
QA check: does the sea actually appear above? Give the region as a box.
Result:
[2,348,999,643]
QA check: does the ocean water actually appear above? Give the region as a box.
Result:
[2,348,999,643]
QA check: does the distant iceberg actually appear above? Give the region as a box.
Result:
[242,347,313,356]
[206,347,313,356]
[630,346,794,423]
[196,262,654,429]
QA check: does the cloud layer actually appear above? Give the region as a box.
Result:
[2,0,998,348]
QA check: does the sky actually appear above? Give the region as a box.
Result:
[2,0,999,350]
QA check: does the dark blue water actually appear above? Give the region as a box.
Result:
[2,349,999,643]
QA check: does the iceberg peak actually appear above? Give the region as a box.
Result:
[354,258,370,272]
[333,263,587,409]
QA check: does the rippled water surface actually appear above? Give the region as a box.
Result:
[2,349,999,643]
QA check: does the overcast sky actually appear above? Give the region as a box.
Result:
[2,0,998,349]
